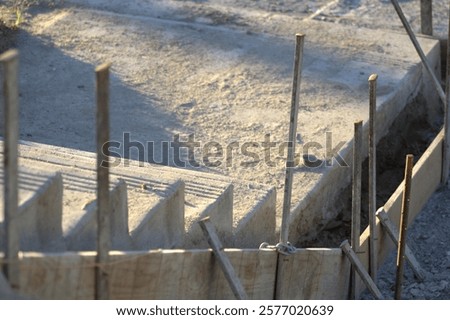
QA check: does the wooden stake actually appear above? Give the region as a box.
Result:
[390,0,445,104]
[340,240,384,300]
[368,74,378,281]
[95,62,112,300]
[377,208,425,281]
[442,3,450,185]
[395,154,414,299]
[351,120,363,299]
[199,217,248,300]
[1,50,20,289]
[420,0,433,36]
[280,33,305,244]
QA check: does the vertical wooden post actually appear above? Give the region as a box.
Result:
[442,4,450,185]
[368,74,378,281]
[350,120,363,299]
[280,33,305,244]
[395,154,414,300]
[95,62,112,300]
[1,50,20,289]
[420,0,433,36]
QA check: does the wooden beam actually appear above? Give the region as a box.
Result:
[95,62,112,300]
[275,248,350,299]
[1,49,20,289]
[199,217,248,300]
[341,240,384,300]
[377,208,425,281]
[280,33,305,244]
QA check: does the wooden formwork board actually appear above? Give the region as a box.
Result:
[276,249,350,300]
[3,249,276,300]
[357,130,444,291]
[4,248,350,300]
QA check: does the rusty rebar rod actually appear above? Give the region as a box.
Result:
[351,120,363,299]
[395,154,414,300]
[368,74,378,281]
[280,34,305,244]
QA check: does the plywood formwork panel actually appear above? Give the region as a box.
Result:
[276,249,350,300]
[6,249,277,299]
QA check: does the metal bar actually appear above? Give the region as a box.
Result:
[1,50,20,290]
[395,154,414,300]
[95,62,112,300]
[420,0,433,36]
[340,240,384,300]
[350,120,363,299]
[442,3,450,185]
[390,0,446,105]
[368,74,378,281]
[199,217,248,300]
[280,34,305,244]
[377,208,425,281]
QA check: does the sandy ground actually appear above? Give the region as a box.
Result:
[1,0,440,236]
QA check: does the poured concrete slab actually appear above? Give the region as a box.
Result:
[7,1,442,243]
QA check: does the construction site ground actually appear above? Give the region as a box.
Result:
[0,0,449,299]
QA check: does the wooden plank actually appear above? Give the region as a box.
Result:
[281,34,305,244]
[276,249,350,299]
[1,49,20,289]
[199,217,248,299]
[340,240,383,299]
[9,249,276,299]
[16,252,95,299]
[377,209,425,281]
[95,62,112,299]
[357,130,443,295]
[214,249,276,300]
